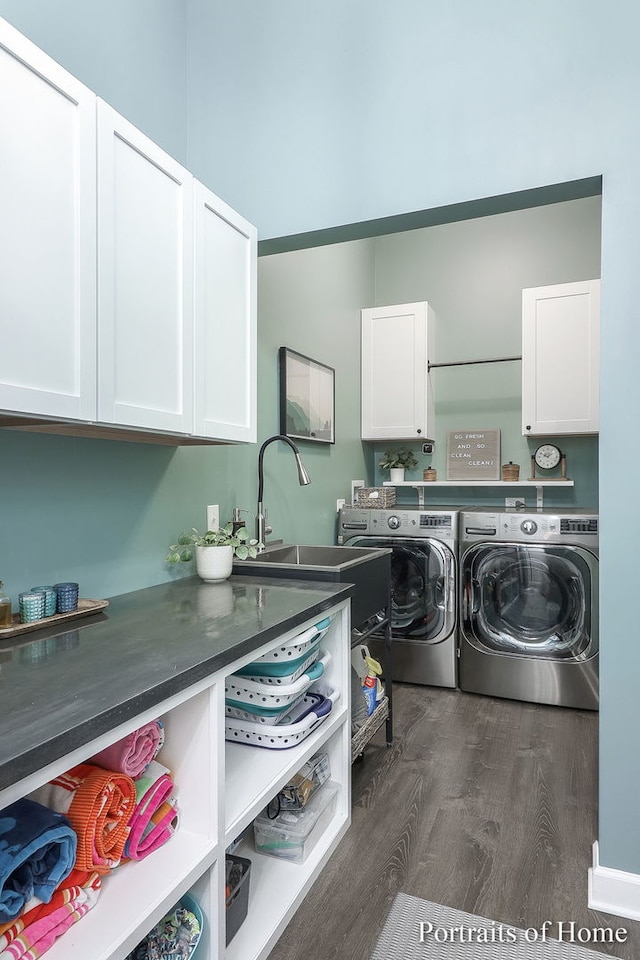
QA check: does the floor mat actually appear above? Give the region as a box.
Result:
[371,893,625,959]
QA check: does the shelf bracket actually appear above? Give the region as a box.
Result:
[411,485,426,508]
[536,485,544,509]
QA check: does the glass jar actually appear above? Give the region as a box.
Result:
[0,580,12,628]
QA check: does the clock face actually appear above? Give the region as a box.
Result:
[534,443,562,470]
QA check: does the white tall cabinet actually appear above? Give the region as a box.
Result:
[0,19,97,421]
[97,101,195,435]
[522,279,600,436]
[361,301,435,441]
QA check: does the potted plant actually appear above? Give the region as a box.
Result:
[378,448,419,483]
[166,525,262,583]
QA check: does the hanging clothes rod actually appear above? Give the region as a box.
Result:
[428,355,522,371]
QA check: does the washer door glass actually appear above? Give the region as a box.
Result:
[463,543,597,660]
[348,537,453,643]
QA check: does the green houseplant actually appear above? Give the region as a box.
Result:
[379,448,418,482]
[166,525,262,582]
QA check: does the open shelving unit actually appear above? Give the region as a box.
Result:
[383,479,574,508]
[0,599,351,960]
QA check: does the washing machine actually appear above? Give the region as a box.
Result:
[338,505,462,687]
[459,507,598,710]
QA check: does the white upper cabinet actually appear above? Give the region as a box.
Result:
[0,18,97,420]
[522,279,600,436]
[193,181,257,442]
[361,301,435,441]
[97,100,194,434]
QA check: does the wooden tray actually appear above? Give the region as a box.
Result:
[0,598,109,639]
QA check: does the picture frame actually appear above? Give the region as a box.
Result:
[279,347,335,444]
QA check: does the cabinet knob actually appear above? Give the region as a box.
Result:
[416,428,422,434]
[525,425,531,431]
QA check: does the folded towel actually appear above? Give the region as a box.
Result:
[0,799,77,924]
[28,764,136,875]
[0,869,101,959]
[124,761,179,861]
[88,720,165,778]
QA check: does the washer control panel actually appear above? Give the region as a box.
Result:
[338,507,459,540]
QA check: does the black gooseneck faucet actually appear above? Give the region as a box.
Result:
[256,434,311,549]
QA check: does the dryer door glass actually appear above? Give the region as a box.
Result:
[348,537,453,644]
[463,543,596,659]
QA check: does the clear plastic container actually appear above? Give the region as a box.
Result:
[253,782,339,863]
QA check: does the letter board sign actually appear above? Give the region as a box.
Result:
[446,429,501,480]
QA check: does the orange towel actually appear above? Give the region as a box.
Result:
[29,764,136,875]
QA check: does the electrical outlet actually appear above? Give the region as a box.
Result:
[421,442,434,455]
[336,498,346,512]
[505,498,526,509]
[206,504,219,531]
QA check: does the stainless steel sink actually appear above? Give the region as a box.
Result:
[233,544,391,628]
[248,544,385,570]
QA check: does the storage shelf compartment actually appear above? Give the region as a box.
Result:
[225,807,350,960]
[225,705,348,844]
[39,831,217,960]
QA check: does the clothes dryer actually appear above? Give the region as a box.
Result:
[459,507,598,710]
[338,505,463,687]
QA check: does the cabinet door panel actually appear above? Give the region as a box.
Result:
[97,100,193,434]
[522,280,599,436]
[361,301,434,441]
[193,182,257,442]
[0,20,96,419]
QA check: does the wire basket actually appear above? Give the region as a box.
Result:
[353,487,396,508]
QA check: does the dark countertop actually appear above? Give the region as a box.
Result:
[0,575,352,793]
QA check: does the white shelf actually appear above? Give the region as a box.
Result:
[224,705,348,844]
[383,479,574,507]
[226,806,350,960]
[382,480,574,487]
[43,831,217,960]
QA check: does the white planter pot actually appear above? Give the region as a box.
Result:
[195,544,233,582]
[389,468,405,483]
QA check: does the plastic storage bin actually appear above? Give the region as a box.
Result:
[253,782,339,863]
[226,855,251,945]
[225,651,331,712]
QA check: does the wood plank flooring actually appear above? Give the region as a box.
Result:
[268,684,640,960]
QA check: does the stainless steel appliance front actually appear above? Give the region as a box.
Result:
[338,505,461,687]
[459,508,599,710]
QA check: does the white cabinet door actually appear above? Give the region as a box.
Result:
[0,18,97,420]
[361,301,435,441]
[522,279,600,436]
[193,181,257,442]
[97,99,194,434]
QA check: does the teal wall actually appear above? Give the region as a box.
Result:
[0,0,637,882]
[370,197,601,509]
[187,0,639,880]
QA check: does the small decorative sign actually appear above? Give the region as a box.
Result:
[446,429,501,481]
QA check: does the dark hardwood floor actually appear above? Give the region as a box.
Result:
[268,683,640,960]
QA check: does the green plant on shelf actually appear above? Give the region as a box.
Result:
[378,448,419,471]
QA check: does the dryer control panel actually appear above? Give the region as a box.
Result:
[461,509,598,547]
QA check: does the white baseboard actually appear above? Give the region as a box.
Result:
[588,841,640,921]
